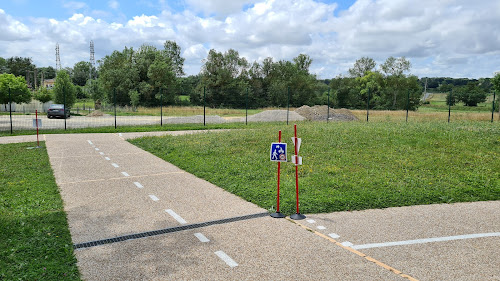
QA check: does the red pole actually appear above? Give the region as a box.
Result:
[294,124,299,214]
[277,130,281,212]
[36,110,40,147]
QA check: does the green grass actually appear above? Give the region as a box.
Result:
[0,142,80,280]
[0,122,266,137]
[421,93,496,113]
[130,121,500,215]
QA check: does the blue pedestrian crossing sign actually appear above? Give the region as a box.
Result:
[270,143,287,162]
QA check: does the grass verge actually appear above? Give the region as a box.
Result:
[0,142,80,280]
[130,121,500,215]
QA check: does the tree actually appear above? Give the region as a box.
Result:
[349,57,376,78]
[455,82,487,106]
[0,73,31,110]
[0,57,8,73]
[53,71,76,107]
[293,54,312,72]
[34,86,53,104]
[6,56,35,77]
[163,40,185,77]
[445,90,456,106]
[381,56,412,108]
[72,61,94,86]
[492,72,500,93]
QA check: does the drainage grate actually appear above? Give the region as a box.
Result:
[73,212,269,250]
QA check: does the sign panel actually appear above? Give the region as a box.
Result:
[270,143,287,162]
[292,156,303,165]
[291,137,301,153]
[32,119,42,128]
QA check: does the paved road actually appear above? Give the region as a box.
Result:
[1,132,499,280]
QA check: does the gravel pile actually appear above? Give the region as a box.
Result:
[247,110,306,122]
[295,105,358,121]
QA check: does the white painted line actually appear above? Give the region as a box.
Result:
[104,157,111,161]
[351,232,500,250]
[121,172,130,177]
[341,241,354,247]
[317,226,326,230]
[119,133,123,137]
[95,148,100,151]
[165,209,187,224]
[149,195,159,201]
[328,233,340,239]
[215,251,238,268]
[194,233,210,243]
[112,163,119,168]
[99,152,104,155]
[134,182,143,188]
[87,140,93,145]
[306,219,316,224]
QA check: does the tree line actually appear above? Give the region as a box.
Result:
[1,42,500,110]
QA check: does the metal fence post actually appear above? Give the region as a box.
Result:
[327,88,330,123]
[492,90,496,123]
[406,89,410,122]
[114,88,117,129]
[9,87,12,134]
[203,86,206,126]
[448,89,452,123]
[160,87,163,127]
[366,88,370,122]
[287,86,290,125]
[245,88,248,125]
[64,84,67,130]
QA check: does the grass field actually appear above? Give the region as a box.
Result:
[130,121,500,215]
[0,142,80,280]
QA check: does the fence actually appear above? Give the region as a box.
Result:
[1,88,498,134]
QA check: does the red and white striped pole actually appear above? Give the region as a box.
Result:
[290,124,306,220]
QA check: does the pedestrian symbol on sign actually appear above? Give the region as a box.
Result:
[270,143,287,162]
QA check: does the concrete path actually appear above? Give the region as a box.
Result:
[1,132,499,280]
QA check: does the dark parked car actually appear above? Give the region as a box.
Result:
[47,104,70,119]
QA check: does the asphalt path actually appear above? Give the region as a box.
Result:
[1,131,498,280]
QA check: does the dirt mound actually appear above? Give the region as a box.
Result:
[295,105,358,121]
[86,110,106,117]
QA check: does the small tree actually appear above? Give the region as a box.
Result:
[445,90,456,106]
[0,73,31,110]
[53,71,76,108]
[455,82,487,106]
[34,86,53,104]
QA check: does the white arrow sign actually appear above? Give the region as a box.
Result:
[292,156,302,165]
[291,137,301,153]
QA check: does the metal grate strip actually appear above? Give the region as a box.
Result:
[73,212,268,250]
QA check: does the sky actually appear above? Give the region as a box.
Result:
[1,0,499,79]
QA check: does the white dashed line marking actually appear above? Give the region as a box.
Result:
[95,148,100,151]
[341,241,354,247]
[99,152,104,155]
[215,251,238,268]
[119,133,123,136]
[317,226,326,230]
[351,232,500,250]
[165,209,187,224]
[112,163,119,168]
[194,233,210,243]
[306,219,316,224]
[328,233,340,239]
[104,157,110,161]
[134,182,143,188]
[149,195,159,201]
[121,172,130,177]
[87,140,93,145]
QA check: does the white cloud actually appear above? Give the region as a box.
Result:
[0,0,499,79]
[108,0,120,10]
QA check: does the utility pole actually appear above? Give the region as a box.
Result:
[56,43,61,73]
